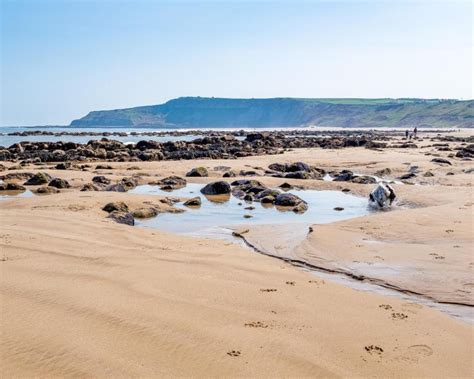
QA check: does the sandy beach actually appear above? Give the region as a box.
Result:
[1,131,473,377]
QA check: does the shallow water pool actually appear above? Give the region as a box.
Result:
[130,183,371,238]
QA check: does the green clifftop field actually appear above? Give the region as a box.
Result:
[70,97,473,128]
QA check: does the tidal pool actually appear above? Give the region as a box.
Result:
[130,183,371,238]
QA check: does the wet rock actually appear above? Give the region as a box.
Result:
[0,172,34,181]
[243,194,254,202]
[423,171,434,177]
[183,196,202,207]
[274,193,308,213]
[107,211,134,226]
[0,182,25,191]
[24,172,52,185]
[105,183,127,192]
[399,172,416,180]
[255,188,281,200]
[374,168,391,177]
[431,158,452,165]
[334,207,344,211]
[223,171,236,178]
[239,170,259,176]
[285,171,312,179]
[55,162,71,170]
[132,207,158,218]
[80,183,101,191]
[35,186,59,194]
[243,214,253,219]
[341,188,351,192]
[333,170,354,182]
[278,182,293,190]
[120,177,138,190]
[369,183,396,209]
[200,181,231,195]
[48,178,71,189]
[92,175,111,185]
[351,175,377,184]
[102,201,129,213]
[156,176,186,189]
[96,164,113,169]
[260,196,275,204]
[186,167,209,177]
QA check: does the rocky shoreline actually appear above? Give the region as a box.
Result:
[1,130,473,163]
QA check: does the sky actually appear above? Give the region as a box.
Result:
[1,0,472,126]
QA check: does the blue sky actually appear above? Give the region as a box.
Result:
[1,0,472,126]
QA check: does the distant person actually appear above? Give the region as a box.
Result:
[405,130,409,139]
[414,127,418,138]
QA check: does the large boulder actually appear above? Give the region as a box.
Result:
[369,183,396,209]
[186,167,209,177]
[200,181,231,195]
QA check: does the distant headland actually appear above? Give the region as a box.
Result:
[70,97,473,128]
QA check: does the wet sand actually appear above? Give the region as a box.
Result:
[1,131,473,376]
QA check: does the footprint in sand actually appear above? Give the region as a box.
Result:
[379,304,393,310]
[391,312,408,320]
[407,345,434,360]
[286,281,295,286]
[445,229,454,233]
[244,321,268,328]
[365,345,384,355]
[260,288,277,292]
[227,350,241,357]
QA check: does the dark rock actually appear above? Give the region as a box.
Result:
[80,183,101,191]
[156,176,186,189]
[431,158,452,165]
[92,175,111,185]
[102,202,129,213]
[107,211,134,226]
[374,168,391,177]
[0,182,25,191]
[24,172,52,185]
[96,164,113,169]
[183,197,202,207]
[48,178,71,189]
[351,175,377,184]
[105,183,127,192]
[274,193,308,213]
[186,167,209,177]
[0,172,34,181]
[333,170,354,182]
[35,186,59,194]
[278,182,293,190]
[132,207,158,218]
[334,207,344,211]
[223,171,236,178]
[200,181,231,195]
[120,177,138,190]
[399,172,416,180]
[55,162,71,170]
[423,171,434,177]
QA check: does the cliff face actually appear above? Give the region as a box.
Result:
[70,97,474,128]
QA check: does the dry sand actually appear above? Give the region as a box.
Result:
[1,131,473,377]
